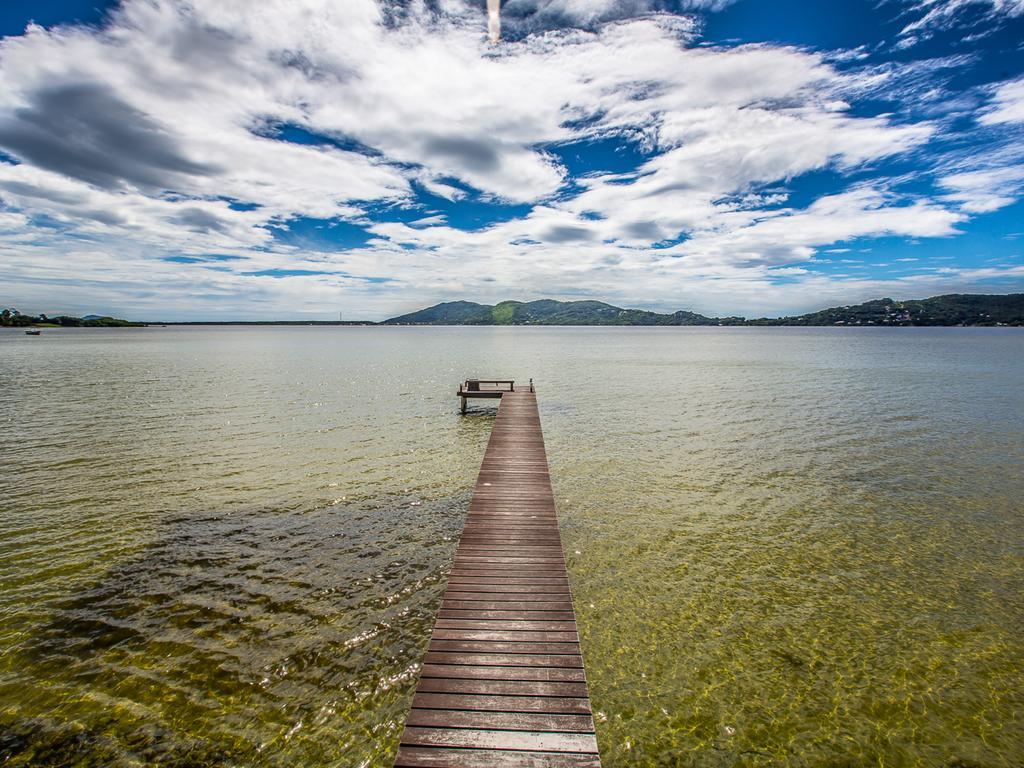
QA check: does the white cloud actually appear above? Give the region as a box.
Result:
[940,165,1024,212]
[0,209,28,230]
[897,0,1024,37]
[661,187,964,268]
[498,0,734,36]
[979,76,1024,125]
[0,0,1020,319]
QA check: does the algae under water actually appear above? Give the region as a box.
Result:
[1,326,1021,766]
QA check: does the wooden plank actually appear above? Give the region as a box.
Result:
[445,577,570,586]
[419,664,586,682]
[395,747,601,767]
[459,533,562,537]
[394,390,600,767]
[427,640,581,655]
[458,541,567,548]
[437,610,578,621]
[433,620,578,631]
[459,536,560,540]
[458,542,564,548]
[450,559,568,568]
[444,584,571,591]
[400,727,599,753]
[460,533,561,537]
[440,603,575,612]
[423,652,584,668]
[411,693,591,714]
[444,593,573,602]
[414,677,589,697]
[430,629,580,642]
[406,709,595,732]
[454,550,565,557]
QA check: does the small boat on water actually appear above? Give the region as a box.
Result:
[24,329,41,335]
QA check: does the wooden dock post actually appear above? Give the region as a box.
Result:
[394,387,601,767]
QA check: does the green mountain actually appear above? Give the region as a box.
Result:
[384,300,495,325]
[384,299,728,326]
[384,294,1024,327]
[750,294,1024,326]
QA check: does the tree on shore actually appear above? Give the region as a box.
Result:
[0,309,33,327]
[1,308,143,327]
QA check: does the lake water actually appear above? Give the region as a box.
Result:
[1,326,1022,767]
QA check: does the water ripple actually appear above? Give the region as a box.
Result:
[1,326,1022,766]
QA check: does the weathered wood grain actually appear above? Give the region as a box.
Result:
[394,390,601,767]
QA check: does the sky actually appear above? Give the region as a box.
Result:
[0,0,1022,321]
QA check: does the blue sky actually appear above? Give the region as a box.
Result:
[0,0,1022,320]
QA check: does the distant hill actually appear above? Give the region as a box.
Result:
[384,294,1024,327]
[753,294,1024,326]
[384,299,734,326]
[1,308,145,327]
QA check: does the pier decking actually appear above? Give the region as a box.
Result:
[394,388,601,767]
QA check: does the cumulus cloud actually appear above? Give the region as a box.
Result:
[979,76,1024,125]
[497,0,732,36]
[663,187,965,268]
[0,0,1021,319]
[0,82,221,190]
[940,165,1024,211]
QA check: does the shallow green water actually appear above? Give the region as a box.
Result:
[1,326,1022,766]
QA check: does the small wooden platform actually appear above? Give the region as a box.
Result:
[394,389,601,767]
[457,379,523,414]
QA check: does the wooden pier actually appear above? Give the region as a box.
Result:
[457,379,523,414]
[394,386,601,767]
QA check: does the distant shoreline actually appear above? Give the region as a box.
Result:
[137,322,1021,328]
[151,321,377,326]
[382,294,1024,327]
[7,322,1021,331]
[7,292,1023,328]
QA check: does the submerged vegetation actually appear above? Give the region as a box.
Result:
[2,324,1022,765]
